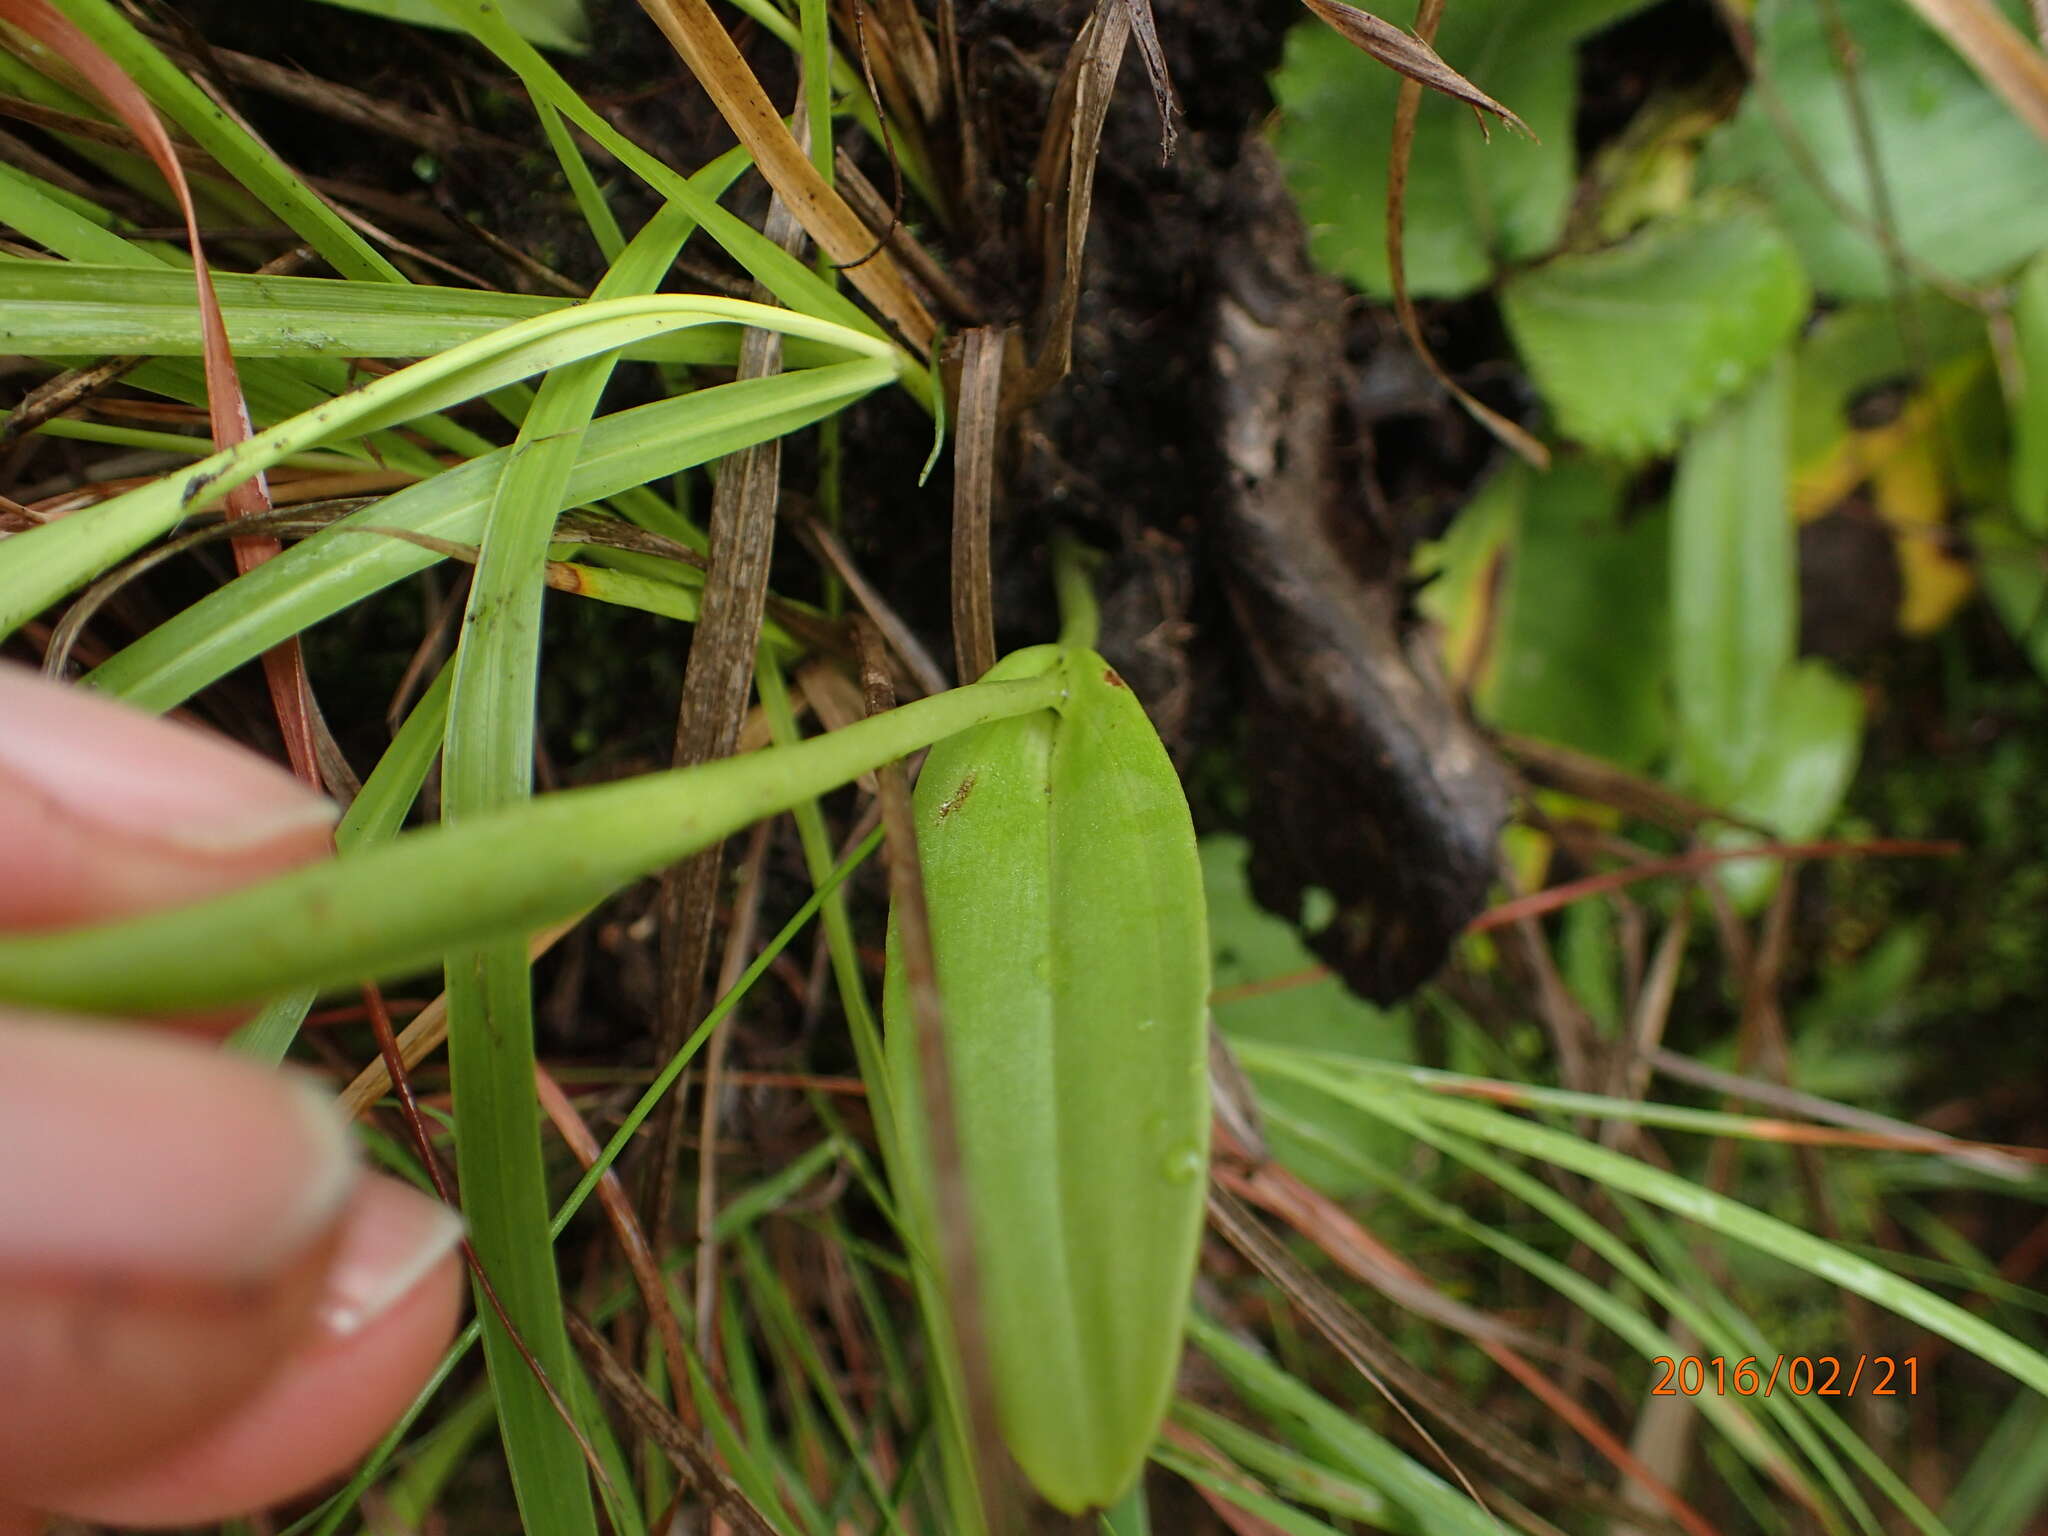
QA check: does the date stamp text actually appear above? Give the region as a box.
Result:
[1651,1356,1920,1397]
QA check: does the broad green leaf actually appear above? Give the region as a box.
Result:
[885,647,1210,1514]
[0,671,1064,1016]
[1702,0,2048,298]
[1270,0,1656,300]
[1727,660,1865,837]
[1501,202,1809,458]
[2014,253,2048,537]
[1669,355,1797,803]
[1477,459,1671,767]
[300,0,587,51]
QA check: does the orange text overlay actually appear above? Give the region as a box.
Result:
[1651,1356,1921,1398]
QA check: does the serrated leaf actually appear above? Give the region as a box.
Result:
[1669,355,1797,804]
[1270,0,1655,299]
[884,646,1209,1514]
[1702,0,2048,297]
[1501,203,1810,458]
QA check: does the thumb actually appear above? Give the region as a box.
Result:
[0,1015,462,1513]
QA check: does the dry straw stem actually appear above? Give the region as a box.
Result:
[1380,0,1550,469]
[1298,0,1530,133]
[567,1310,784,1536]
[1024,0,1130,399]
[635,0,937,353]
[949,326,1004,684]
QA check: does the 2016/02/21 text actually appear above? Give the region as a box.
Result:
[1651,1355,1920,1397]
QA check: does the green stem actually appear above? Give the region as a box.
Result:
[0,673,1062,1016]
[1099,1482,1151,1536]
[1052,532,1103,653]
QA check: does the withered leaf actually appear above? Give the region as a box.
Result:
[1121,0,1182,162]
[1297,0,1533,138]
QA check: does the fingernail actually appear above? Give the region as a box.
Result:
[0,1019,360,1283]
[315,1177,465,1338]
[0,666,336,856]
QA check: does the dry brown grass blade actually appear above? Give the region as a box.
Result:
[869,0,943,123]
[533,1065,696,1453]
[634,0,936,353]
[1023,0,1131,401]
[834,145,982,320]
[854,617,1015,1535]
[566,1309,783,1536]
[0,354,144,451]
[800,517,950,696]
[1384,0,1549,470]
[935,0,987,231]
[644,180,808,1253]
[1895,0,2048,142]
[157,36,518,157]
[692,818,774,1365]
[1470,836,1963,933]
[949,326,1003,684]
[1120,0,1181,162]
[1213,1140,1574,1365]
[1299,0,1530,133]
[1500,733,1771,835]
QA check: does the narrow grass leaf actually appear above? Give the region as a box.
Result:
[35,0,405,282]
[0,295,893,638]
[87,363,890,711]
[1399,1093,2048,1399]
[1186,1314,1499,1536]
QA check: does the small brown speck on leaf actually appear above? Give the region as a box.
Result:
[1103,668,1128,688]
[936,773,977,821]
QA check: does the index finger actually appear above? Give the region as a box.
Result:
[0,665,337,935]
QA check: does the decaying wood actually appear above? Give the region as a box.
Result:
[1211,141,1511,1003]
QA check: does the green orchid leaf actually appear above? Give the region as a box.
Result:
[885,645,1210,1514]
